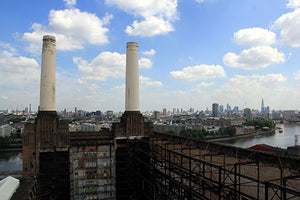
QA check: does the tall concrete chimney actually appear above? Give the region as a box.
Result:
[125,42,139,111]
[39,35,56,111]
[113,42,153,137]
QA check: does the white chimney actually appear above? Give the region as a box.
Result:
[39,35,56,111]
[125,42,139,111]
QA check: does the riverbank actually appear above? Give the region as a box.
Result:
[0,144,22,151]
[0,148,22,151]
[205,129,275,142]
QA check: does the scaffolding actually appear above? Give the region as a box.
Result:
[130,133,300,200]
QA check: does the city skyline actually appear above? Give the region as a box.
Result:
[1,0,300,112]
[0,100,286,114]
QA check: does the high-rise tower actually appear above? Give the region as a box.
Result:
[212,103,219,117]
[261,98,265,114]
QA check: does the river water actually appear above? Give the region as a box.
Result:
[0,124,299,172]
[0,150,22,172]
[219,123,300,148]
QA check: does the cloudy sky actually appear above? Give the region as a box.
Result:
[1,0,300,112]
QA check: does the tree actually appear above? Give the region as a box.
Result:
[244,119,275,129]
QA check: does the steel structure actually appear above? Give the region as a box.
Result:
[130,133,300,200]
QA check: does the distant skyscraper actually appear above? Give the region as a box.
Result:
[226,104,231,112]
[24,107,28,114]
[96,110,102,119]
[261,98,265,114]
[233,106,239,114]
[154,111,161,120]
[173,108,177,114]
[219,105,224,113]
[266,106,270,114]
[75,107,78,113]
[266,106,270,119]
[212,103,219,117]
[163,108,167,116]
[29,104,31,113]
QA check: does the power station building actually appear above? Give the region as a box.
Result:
[22,36,300,200]
[23,36,152,199]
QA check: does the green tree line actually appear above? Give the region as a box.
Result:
[0,133,22,144]
[167,126,236,139]
[243,119,275,129]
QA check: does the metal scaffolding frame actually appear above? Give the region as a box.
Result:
[129,134,300,200]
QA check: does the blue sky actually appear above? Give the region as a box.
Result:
[0,0,300,112]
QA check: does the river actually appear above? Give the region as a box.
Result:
[0,150,22,172]
[219,123,300,148]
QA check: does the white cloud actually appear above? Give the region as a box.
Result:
[169,90,189,96]
[125,16,174,37]
[139,57,152,68]
[258,73,287,83]
[221,74,286,92]
[0,48,40,109]
[295,70,300,81]
[169,65,226,81]
[223,46,285,70]
[77,78,86,85]
[286,0,300,9]
[196,82,214,87]
[22,23,84,53]
[0,42,16,53]
[0,50,39,88]
[234,27,276,46]
[192,82,214,94]
[21,9,112,53]
[272,8,300,47]
[87,83,102,94]
[142,49,156,56]
[75,52,125,81]
[139,75,163,87]
[111,84,125,90]
[74,51,152,81]
[49,9,112,45]
[63,0,76,8]
[212,74,293,109]
[105,0,177,36]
